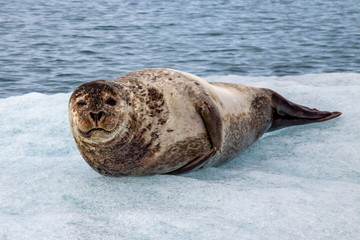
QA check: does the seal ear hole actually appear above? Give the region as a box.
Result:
[77,101,86,107]
[105,97,116,106]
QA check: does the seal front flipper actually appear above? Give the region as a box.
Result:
[165,148,217,175]
[195,98,224,152]
[268,90,342,132]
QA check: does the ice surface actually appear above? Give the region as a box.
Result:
[1,73,359,240]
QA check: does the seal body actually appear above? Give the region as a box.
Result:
[69,68,341,176]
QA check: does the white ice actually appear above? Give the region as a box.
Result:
[1,73,359,240]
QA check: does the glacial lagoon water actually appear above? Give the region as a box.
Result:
[0,0,360,97]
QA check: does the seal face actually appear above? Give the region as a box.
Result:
[69,68,341,176]
[69,80,128,144]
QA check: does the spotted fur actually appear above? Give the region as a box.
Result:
[69,68,341,176]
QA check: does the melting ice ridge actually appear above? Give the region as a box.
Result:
[0,73,359,240]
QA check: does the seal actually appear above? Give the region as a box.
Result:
[69,68,341,176]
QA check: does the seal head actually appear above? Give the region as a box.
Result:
[69,80,129,144]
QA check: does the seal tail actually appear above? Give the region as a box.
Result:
[268,91,342,132]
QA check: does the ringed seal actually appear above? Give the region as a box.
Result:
[69,68,341,176]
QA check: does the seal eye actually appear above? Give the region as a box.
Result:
[77,101,86,107]
[105,97,116,106]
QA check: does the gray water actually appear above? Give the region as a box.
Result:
[1,0,359,97]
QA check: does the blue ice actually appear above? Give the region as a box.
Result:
[1,73,359,239]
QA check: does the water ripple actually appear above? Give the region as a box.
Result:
[0,0,359,97]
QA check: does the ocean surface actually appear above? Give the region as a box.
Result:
[1,0,359,239]
[0,0,360,97]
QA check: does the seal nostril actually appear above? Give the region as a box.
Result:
[90,112,96,121]
[90,111,105,122]
[98,111,104,119]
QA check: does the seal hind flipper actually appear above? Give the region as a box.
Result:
[165,148,217,175]
[268,91,342,132]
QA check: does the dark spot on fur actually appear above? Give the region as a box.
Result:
[150,132,159,139]
[148,87,163,101]
[167,129,174,132]
[158,118,167,125]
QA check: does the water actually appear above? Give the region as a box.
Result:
[1,0,360,97]
[1,73,359,239]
